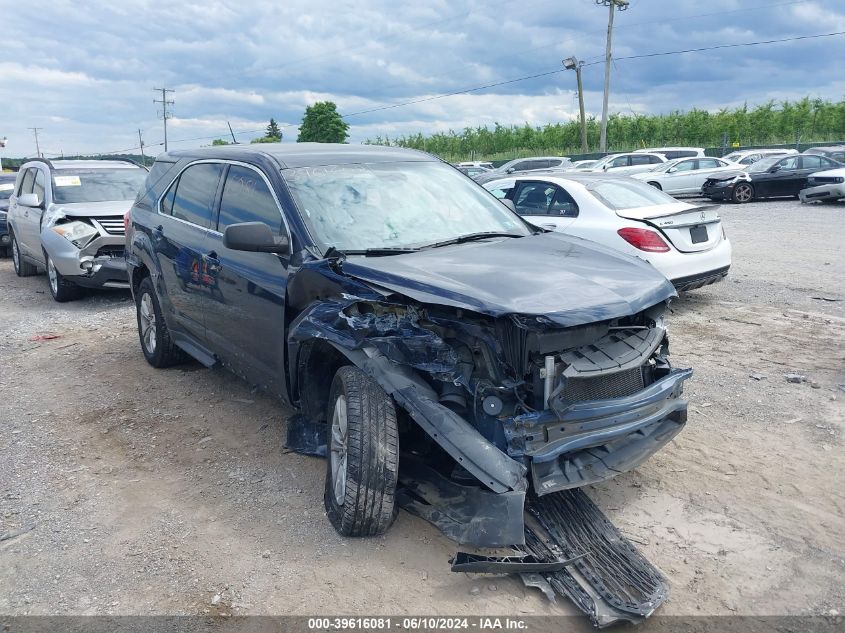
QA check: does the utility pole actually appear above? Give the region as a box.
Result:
[597,0,629,153]
[28,127,43,157]
[563,57,588,152]
[138,129,146,165]
[153,87,175,151]
[227,121,238,144]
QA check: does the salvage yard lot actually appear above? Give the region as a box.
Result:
[1,198,843,619]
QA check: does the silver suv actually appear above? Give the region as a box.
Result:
[7,159,147,301]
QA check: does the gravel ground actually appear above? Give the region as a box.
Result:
[0,197,843,621]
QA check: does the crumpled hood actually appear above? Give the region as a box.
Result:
[50,200,133,218]
[339,232,676,327]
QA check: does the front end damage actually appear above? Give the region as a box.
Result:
[40,208,129,288]
[286,257,690,625]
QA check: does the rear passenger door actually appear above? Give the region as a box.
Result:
[155,161,225,342]
[512,181,578,231]
[203,163,291,393]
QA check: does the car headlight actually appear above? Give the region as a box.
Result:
[51,221,98,248]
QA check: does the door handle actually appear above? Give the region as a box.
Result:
[203,251,220,273]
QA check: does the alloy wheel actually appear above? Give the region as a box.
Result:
[47,257,59,295]
[735,184,753,203]
[139,293,157,354]
[329,394,349,506]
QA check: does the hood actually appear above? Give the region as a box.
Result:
[707,170,744,182]
[339,232,676,327]
[49,200,133,218]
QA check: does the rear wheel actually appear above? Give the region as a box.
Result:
[46,254,81,302]
[647,181,662,190]
[136,276,186,367]
[732,182,754,203]
[12,233,38,277]
[324,366,399,537]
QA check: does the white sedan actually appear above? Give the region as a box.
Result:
[484,173,732,291]
[630,156,741,195]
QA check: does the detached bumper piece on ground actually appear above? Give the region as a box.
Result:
[450,490,668,628]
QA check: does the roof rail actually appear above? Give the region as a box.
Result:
[23,157,55,170]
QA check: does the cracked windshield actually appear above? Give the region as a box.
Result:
[284,161,529,251]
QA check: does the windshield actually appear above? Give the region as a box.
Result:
[722,152,743,162]
[52,169,147,204]
[587,179,679,210]
[648,159,683,173]
[589,155,617,169]
[747,157,781,173]
[283,161,530,252]
[0,180,15,201]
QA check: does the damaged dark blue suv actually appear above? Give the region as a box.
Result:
[126,143,691,557]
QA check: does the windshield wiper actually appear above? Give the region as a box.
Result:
[421,232,524,250]
[341,247,421,257]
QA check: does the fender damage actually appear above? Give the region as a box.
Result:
[284,233,692,550]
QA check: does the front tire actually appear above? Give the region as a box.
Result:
[732,182,754,203]
[136,276,186,367]
[12,233,38,277]
[324,366,399,537]
[46,253,81,302]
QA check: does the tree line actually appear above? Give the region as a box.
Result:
[364,97,845,161]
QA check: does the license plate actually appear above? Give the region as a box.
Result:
[690,225,708,243]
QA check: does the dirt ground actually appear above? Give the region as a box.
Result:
[1,198,843,622]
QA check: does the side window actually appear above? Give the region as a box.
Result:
[549,187,579,218]
[779,156,799,170]
[801,155,822,170]
[547,159,563,168]
[832,152,845,163]
[648,155,664,164]
[18,169,35,196]
[217,165,283,234]
[697,158,720,169]
[818,157,839,169]
[610,156,629,168]
[160,177,178,215]
[170,163,225,229]
[510,161,531,172]
[33,170,47,202]
[513,182,554,215]
[630,155,652,165]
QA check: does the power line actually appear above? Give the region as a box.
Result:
[344,30,845,119]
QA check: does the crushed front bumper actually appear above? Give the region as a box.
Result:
[40,229,128,288]
[505,368,692,494]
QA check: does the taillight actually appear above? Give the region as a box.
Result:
[617,227,670,253]
[123,210,131,231]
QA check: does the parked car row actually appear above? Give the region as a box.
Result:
[0,173,15,256]
[482,171,731,291]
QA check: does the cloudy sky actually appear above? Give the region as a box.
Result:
[2,0,844,157]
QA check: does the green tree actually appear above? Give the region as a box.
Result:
[251,118,282,143]
[297,101,350,143]
[266,118,282,140]
[212,138,230,146]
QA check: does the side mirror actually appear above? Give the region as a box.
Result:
[667,167,677,173]
[769,165,782,173]
[223,222,289,254]
[505,167,515,174]
[501,199,517,213]
[18,193,42,208]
